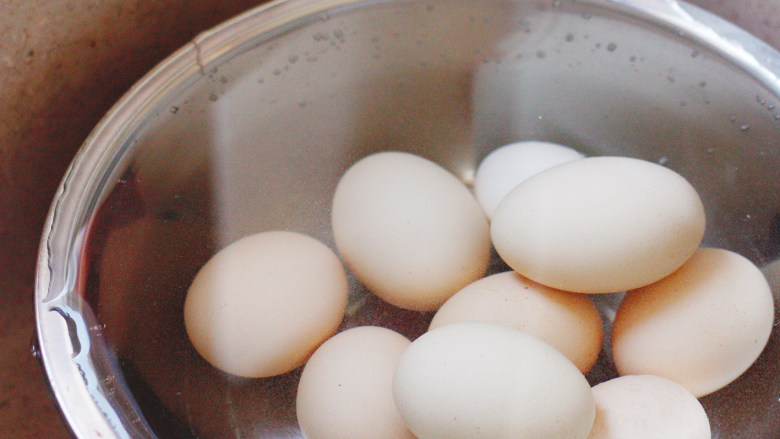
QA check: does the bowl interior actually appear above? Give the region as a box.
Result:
[40,0,779,437]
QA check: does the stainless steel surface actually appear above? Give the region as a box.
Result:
[34,0,779,437]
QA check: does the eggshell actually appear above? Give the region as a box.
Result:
[473,141,583,219]
[331,151,491,311]
[393,322,595,439]
[183,231,348,378]
[296,326,415,439]
[429,271,602,373]
[588,375,711,439]
[491,156,706,293]
[612,247,775,397]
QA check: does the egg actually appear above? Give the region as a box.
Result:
[331,151,491,311]
[429,271,603,373]
[588,375,711,439]
[393,322,595,439]
[491,156,706,293]
[473,141,584,219]
[612,247,775,397]
[183,231,348,378]
[296,326,415,439]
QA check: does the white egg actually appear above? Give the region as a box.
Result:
[612,247,775,397]
[491,156,706,293]
[331,151,491,311]
[393,322,595,439]
[474,141,584,219]
[429,271,603,373]
[588,375,711,439]
[296,326,415,439]
[183,231,348,378]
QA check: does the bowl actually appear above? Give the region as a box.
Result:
[35,0,780,437]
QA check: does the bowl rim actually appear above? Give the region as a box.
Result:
[34,0,780,437]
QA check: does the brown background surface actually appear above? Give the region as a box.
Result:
[0,0,778,437]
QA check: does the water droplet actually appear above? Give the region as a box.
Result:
[273,68,282,76]
[756,95,767,105]
[333,29,346,43]
[775,114,780,120]
[706,147,714,154]
[536,50,546,59]
[691,49,700,58]
[767,103,776,110]
[582,12,592,19]
[698,81,707,87]
[552,0,561,7]
[728,115,737,122]
[219,75,228,84]
[606,42,617,52]
[740,124,750,131]
[170,106,179,114]
[629,55,637,62]
[667,76,675,83]
[658,156,668,165]
[208,93,218,102]
[313,31,330,41]
[565,33,574,42]
[298,100,308,107]
[288,54,299,63]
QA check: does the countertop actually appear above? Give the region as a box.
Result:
[0,0,778,437]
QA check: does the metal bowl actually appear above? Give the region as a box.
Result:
[35,0,779,437]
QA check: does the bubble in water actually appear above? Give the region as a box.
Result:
[606,42,617,52]
[273,68,282,76]
[288,54,299,63]
[565,33,574,42]
[536,50,546,59]
[699,81,707,87]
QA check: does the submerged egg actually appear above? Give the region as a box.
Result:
[183,231,348,378]
[331,151,491,311]
[296,326,415,439]
[612,247,774,397]
[393,322,595,439]
[588,375,710,439]
[473,141,583,219]
[429,271,603,373]
[491,156,706,293]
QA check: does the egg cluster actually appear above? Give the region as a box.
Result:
[183,142,774,439]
